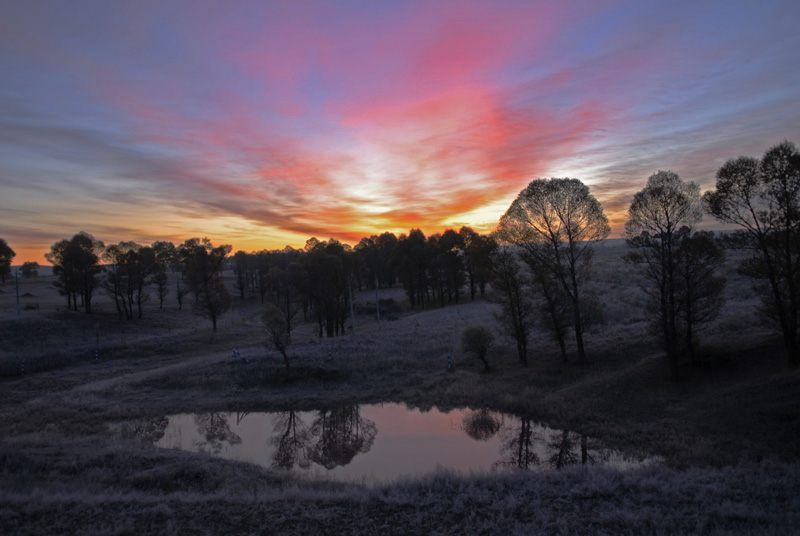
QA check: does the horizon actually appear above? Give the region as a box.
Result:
[2,1,799,264]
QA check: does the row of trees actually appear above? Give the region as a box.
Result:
[489,140,799,381]
[42,234,231,329]
[36,226,495,338]
[5,140,798,380]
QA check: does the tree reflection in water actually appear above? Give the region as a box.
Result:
[193,413,242,454]
[131,416,169,443]
[461,408,504,441]
[495,417,540,469]
[308,406,377,470]
[271,410,312,470]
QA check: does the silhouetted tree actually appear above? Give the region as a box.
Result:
[0,239,15,284]
[179,238,232,331]
[460,227,496,300]
[20,261,38,279]
[392,229,434,309]
[46,232,104,313]
[625,171,702,381]
[175,279,189,310]
[152,240,177,269]
[232,250,250,300]
[267,264,303,340]
[461,324,495,371]
[355,232,398,290]
[704,140,800,366]
[262,305,290,368]
[301,239,360,337]
[498,178,610,364]
[675,230,727,363]
[489,246,533,365]
[103,242,157,320]
[519,245,571,361]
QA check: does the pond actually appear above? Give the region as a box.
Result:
[133,404,659,484]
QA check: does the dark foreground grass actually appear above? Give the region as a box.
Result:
[2,443,798,536]
[1,269,800,534]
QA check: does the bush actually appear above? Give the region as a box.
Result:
[461,325,495,371]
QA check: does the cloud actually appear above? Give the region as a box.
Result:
[2,0,800,260]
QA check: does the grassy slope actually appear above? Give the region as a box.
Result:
[1,254,799,535]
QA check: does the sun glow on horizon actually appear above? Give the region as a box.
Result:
[1,1,799,263]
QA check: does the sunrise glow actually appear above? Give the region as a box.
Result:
[1,0,799,263]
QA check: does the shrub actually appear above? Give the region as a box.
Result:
[461,325,495,371]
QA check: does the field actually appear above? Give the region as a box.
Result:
[1,241,799,535]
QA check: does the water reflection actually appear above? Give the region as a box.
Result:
[143,404,657,484]
[495,417,539,470]
[271,410,311,470]
[461,408,503,441]
[130,416,169,444]
[308,407,377,470]
[194,413,242,454]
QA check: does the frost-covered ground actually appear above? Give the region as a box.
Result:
[1,249,799,534]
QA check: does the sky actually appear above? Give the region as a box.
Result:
[1,0,799,264]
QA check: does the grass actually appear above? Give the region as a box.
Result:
[0,259,799,534]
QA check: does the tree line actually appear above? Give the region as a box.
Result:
[488,140,800,381]
[2,140,798,381]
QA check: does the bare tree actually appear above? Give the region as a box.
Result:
[704,140,800,366]
[267,265,303,341]
[489,246,533,365]
[262,306,290,368]
[518,245,571,361]
[498,178,609,364]
[675,230,727,363]
[461,324,495,371]
[624,171,702,382]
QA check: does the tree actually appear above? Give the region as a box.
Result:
[624,171,702,382]
[266,265,303,341]
[460,227,496,300]
[301,238,360,337]
[704,140,800,366]
[45,232,104,313]
[461,324,495,371]
[674,230,727,363]
[0,239,14,284]
[392,229,434,309]
[520,246,572,361]
[151,241,175,310]
[103,242,157,320]
[179,238,232,331]
[489,246,533,365]
[262,306,290,368]
[498,178,610,364]
[232,250,250,300]
[20,261,39,279]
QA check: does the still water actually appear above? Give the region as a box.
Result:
[136,404,657,484]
